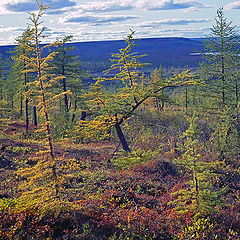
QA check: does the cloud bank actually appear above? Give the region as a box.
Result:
[225,1,240,10]
[5,0,209,14]
[134,0,208,11]
[140,18,209,28]
[64,15,138,25]
[5,0,76,13]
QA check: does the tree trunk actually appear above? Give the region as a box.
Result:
[20,94,23,117]
[235,78,239,108]
[33,105,37,127]
[63,78,68,111]
[221,43,225,107]
[24,60,29,132]
[71,113,75,122]
[74,99,77,111]
[115,123,131,152]
[62,66,69,112]
[81,111,87,121]
[25,98,29,131]
[185,86,188,109]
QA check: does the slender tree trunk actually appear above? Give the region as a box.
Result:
[194,170,199,208]
[74,99,77,111]
[72,99,78,122]
[25,98,29,131]
[193,147,199,210]
[115,123,131,152]
[222,72,225,106]
[185,86,188,109]
[221,42,225,106]
[0,86,2,101]
[39,72,58,195]
[235,78,238,108]
[81,111,87,121]
[33,105,37,127]
[161,89,165,111]
[62,65,68,112]
[63,78,68,111]
[24,60,29,132]
[71,113,75,122]
[20,94,23,117]
[35,37,59,196]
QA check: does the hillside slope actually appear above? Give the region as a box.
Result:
[0,37,203,68]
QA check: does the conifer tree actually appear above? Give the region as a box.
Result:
[150,67,169,112]
[200,8,240,108]
[4,61,21,116]
[51,35,88,128]
[10,27,34,131]
[210,108,239,161]
[171,115,223,218]
[0,56,12,115]
[83,31,197,152]
[0,56,20,118]
[52,35,82,112]
[17,1,77,218]
[0,54,4,102]
[0,57,15,119]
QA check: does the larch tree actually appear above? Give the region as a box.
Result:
[0,54,4,102]
[4,60,21,117]
[209,108,239,161]
[51,35,88,122]
[10,27,34,131]
[200,7,240,109]
[0,56,20,119]
[171,115,223,218]
[81,31,198,152]
[52,35,78,112]
[17,1,77,218]
[0,55,10,115]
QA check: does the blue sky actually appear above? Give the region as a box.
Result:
[0,0,240,45]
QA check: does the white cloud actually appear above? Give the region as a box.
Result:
[138,18,209,28]
[74,1,133,13]
[59,9,138,25]
[1,0,28,3]
[132,0,209,10]
[67,0,209,15]
[225,1,240,10]
[0,0,29,14]
[0,0,220,45]
[3,0,76,15]
[0,26,19,33]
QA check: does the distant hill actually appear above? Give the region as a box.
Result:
[0,37,204,68]
[70,37,204,67]
[0,45,15,60]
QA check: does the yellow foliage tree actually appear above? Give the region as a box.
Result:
[82,31,199,152]
[16,1,78,219]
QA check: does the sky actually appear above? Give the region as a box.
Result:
[0,0,240,45]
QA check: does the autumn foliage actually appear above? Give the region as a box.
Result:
[0,2,240,240]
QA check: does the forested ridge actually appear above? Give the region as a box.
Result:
[0,37,203,70]
[0,2,240,240]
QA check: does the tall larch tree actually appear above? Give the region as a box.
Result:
[52,35,78,112]
[0,54,4,102]
[81,31,198,152]
[51,35,87,123]
[17,1,77,218]
[0,55,10,116]
[200,7,240,109]
[10,27,34,131]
